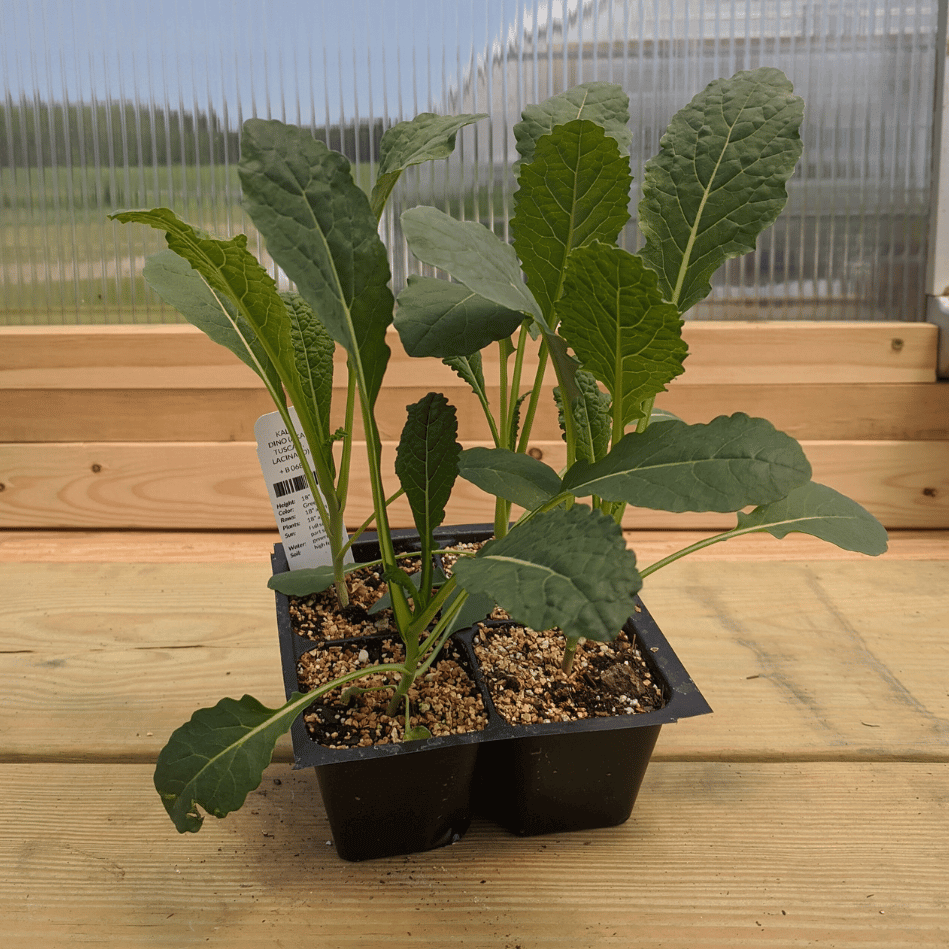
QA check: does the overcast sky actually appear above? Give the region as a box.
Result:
[1,0,528,125]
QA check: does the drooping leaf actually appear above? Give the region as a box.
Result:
[736,482,888,555]
[556,243,687,427]
[154,692,313,833]
[457,446,562,512]
[512,120,631,318]
[280,290,335,447]
[638,68,804,312]
[452,505,642,643]
[513,81,632,172]
[370,111,487,219]
[554,369,612,464]
[401,206,543,322]
[267,560,369,596]
[394,276,524,358]
[562,413,811,513]
[111,209,299,408]
[443,352,487,400]
[443,588,496,634]
[239,119,393,406]
[141,249,286,406]
[395,392,462,543]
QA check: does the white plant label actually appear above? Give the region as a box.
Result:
[254,408,349,570]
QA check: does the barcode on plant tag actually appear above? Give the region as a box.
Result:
[255,407,350,570]
[272,474,308,498]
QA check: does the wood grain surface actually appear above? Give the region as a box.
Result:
[3,438,947,529]
[0,534,946,948]
[2,321,937,385]
[2,558,946,762]
[1,762,945,948]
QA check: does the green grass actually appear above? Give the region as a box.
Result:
[1,159,511,325]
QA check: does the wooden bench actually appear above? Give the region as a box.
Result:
[0,530,946,946]
[1,322,947,945]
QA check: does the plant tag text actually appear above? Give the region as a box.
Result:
[254,409,349,569]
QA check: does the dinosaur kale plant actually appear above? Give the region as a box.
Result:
[114,67,886,834]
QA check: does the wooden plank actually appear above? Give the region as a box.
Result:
[2,439,947,529]
[0,529,945,564]
[2,321,938,387]
[4,381,948,442]
[1,560,945,761]
[0,762,946,947]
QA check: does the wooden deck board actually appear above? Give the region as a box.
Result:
[0,528,945,563]
[2,558,946,762]
[1,762,946,948]
[3,439,948,529]
[2,529,946,947]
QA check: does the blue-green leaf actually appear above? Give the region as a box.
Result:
[140,249,286,407]
[513,81,631,172]
[554,369,612,464]
[371,111,487,219]
[401,206,543,322]
[562,413,812,513]
[394,276,524,358]
[280,290,335,449]
[638,68,804,312]
[512,120,631,319]
[268,561,369,596]
[736,482,888,555]
[452,505,641,643]
[556,243,687,427]
[457,446,562,511]
[239,119,393,406]
[395,392,462,543]
[155,692,312,833]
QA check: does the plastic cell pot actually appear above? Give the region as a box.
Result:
[272,539,484,862]
[272,525,711,855]
[466,602,712,837]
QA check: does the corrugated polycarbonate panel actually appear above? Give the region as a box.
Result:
[0,0,941,324]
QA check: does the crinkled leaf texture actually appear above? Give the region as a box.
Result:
[453,505,641,643]
[513,81,632,172]
[394,276,524,358]
[112,210,314,425]
[556,243,687,427]
[512,119,631,319]
[155,693,311,833]
[239,119,393,406]
[737,482,888,555]
[554,369,612,464]
[562,413,811,513]
[371,111,486,218]
[395,392,461,542]
[443,352,487,400]
[281,290,335,447]
[638,68,804,312]
[401,206,542,321]
[457,446,562,512]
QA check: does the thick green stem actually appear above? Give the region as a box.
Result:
[334,369,358,509]
[516,338,550,454]
[562,636,582,674]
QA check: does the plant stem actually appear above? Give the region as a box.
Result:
[340,487,406,557]
[334,369,358,509]
[516,337,549,454]
[639,526,751,579]
[562,635,582,674]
